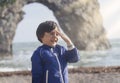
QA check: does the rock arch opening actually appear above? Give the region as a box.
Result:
[13,2,58,43]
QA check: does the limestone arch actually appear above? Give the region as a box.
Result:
[0,0,110,57]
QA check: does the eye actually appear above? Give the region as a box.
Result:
[56,33,59,36]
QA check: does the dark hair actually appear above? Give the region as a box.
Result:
[36,21,58,42]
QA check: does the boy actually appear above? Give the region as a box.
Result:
[31,21,79,83]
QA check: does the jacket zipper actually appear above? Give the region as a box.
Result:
[54,53,64,83]
[46,70,49,83]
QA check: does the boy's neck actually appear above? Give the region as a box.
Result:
[43,44,56,48]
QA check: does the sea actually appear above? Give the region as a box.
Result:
[0,39,120,72]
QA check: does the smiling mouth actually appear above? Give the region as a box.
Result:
[51,39,58,43]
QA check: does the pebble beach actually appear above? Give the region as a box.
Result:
[0,66,120,83]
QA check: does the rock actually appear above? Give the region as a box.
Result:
[0,0,110,57]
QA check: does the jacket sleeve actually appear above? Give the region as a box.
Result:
[31,50,43,83]
[64,47,80,63]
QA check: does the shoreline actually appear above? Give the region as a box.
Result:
[0,66,120,76]
[0,66,120,83]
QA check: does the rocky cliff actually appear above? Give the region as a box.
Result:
[0,0,110,58]
[0,0,24,58]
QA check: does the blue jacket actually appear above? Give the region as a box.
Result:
[31,44,79,83]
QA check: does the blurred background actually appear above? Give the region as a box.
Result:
[0,0,120,72]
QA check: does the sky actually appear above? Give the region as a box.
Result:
[13,0,120,43]
[98,0,120,39]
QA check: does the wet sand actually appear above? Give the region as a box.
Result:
[0,66,120,83]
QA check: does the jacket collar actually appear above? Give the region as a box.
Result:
[42,44,57,53]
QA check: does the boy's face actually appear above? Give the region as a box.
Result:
[41,28,59,47]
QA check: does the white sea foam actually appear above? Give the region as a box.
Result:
[0,68,22,72]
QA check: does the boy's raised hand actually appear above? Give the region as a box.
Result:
[56,30,73,46]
